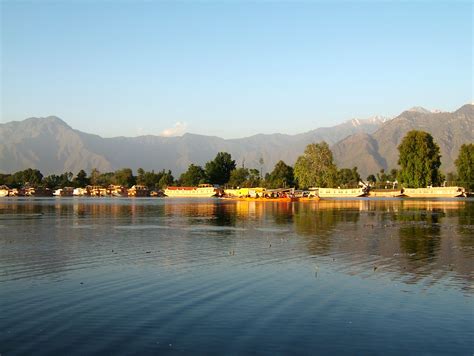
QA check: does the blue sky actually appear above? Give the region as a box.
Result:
[1,1,472,138]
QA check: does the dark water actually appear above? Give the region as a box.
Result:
[0,198,473,355]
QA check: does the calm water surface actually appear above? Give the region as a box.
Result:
[0,198,473,355]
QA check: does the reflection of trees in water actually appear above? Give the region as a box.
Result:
[293,203,360,254]
[212,202,236,227]
[397,208,443,263]
[271,203,294,225]
[457,201,474,252]
[164,201,237,236]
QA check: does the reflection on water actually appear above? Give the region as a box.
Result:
[0,198,473,355]
[1,198,472,288]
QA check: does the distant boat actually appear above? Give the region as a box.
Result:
[402,186,466,198]
[368,189,404,198]
[52,187,73,197]
[128,185,150,197]
[312,187,367,198]
[0,185,9,197]
[164,184,218,198]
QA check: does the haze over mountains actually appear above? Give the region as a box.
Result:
[1,104,472,179]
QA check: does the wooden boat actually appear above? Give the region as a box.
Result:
[313,187,367,198]
[53,187,74,197]
[0,185,10,197]
[107,185,128,197]
[368,189,404,198]
[164,184,217,197]
[402,186,466,198]
[128,185,150,197]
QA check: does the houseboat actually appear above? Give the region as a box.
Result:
[165,184,218,198]
[368,189,404,198]
[128,185,149,197]
[0,185,10,197]
[107,185,128,197]
[402,186,466,198]
[52,187,74,197]
[312,187,368,198]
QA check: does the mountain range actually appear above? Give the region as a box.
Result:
[0,104,472,178]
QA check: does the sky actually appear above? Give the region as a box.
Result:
[1,0,472,138]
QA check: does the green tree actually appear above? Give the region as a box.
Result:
[247,169,261,187]
[136,168,145,185]
[455,143,474,189]
[366,174,377,184]
[294,142,337,189]
[179,164,207,186]
[376,168,389,183]
[389,168,399,182]
[336,167,360,187]
[158,170,174,189]
[97,172,114,186]
[42,174,62,189]
[9,169,43,188]
[0,174,11,185]
[113,168,136,187]
[266,160,294,188]
[228,168,249,187]
[90,168,101,186]
[73,169,89,187]
[205,152,236,185]
[398,130,442,188]
[58,172,73,187]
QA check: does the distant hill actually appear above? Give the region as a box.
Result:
[0,105,472,178]
[0,114,387,176]
[332,104,473,177]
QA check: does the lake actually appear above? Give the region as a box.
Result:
[0,198,473,355]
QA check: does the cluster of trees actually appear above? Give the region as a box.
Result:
[396,132,473,189]
[1,131,472,190]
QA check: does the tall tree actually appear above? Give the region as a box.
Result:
[42,174,62,189]
[74,169,89,187]
[455,143,474,189]
[397,130,442,188]
[294,142,337,189]
[113,168,136,187]
[266,160,294,188]
[179,164,207,186]
[228,168,249,187]
[336,167,360,187]
[10,169,43,188]
[158,170,174,189]
[90,168,101,186]
[205,152,236,185]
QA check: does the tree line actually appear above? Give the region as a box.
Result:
[1,131,472,190]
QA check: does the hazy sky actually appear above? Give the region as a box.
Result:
[1,1,472,138]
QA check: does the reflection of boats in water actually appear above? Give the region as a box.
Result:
[233,196,298,203]
[164,184,217,197]
[402,186,466,198]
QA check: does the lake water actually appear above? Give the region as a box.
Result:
[0,198,473,355]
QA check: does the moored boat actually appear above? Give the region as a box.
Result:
[313,187,367,198]
[0,185,10,197]
[368,189,404,198]
[164,184,217,197]
[128,185,149,197]
[402,186,466,198]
